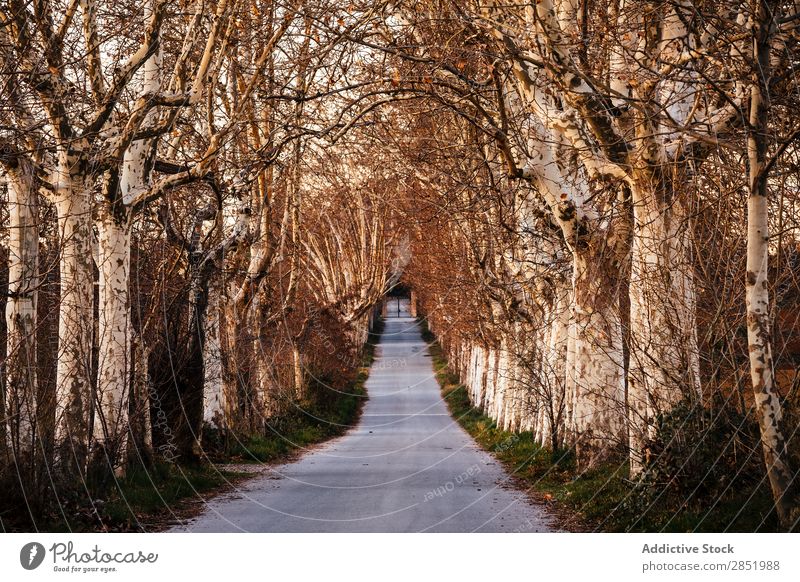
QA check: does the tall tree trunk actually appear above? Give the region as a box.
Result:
[203,276,225,428]
[4,157,39,482]
[627,176,700,475]
[570,249,626,466]
[523,147,628,465]
[293,345,305,399]
[745,0,797,529]
[94,13,161,472]
[94,206,131,474]
[54,148,95,475]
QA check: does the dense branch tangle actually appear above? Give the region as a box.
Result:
[0,0,397,485]
[361,0,800,528]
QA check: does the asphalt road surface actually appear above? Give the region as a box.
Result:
[171,303,555,532]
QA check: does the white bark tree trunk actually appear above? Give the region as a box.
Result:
[745,142,794,527]
[494,345,510,428]
[744,0,797,528]
[293,344,305,400]
[54,149,95,472]
[4,159,39,461]
[94,205,132,472]
[544,283,571,449]
[627,180,700,474]
[93,8,162,472]
[203,276,225,428]
[570,270,626,465]
[526,159,627,463]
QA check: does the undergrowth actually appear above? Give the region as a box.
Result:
[1,319,382,532]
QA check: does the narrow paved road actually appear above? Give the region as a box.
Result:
[171,303,555,532]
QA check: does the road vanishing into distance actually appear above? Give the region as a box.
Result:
[171,303,555,532]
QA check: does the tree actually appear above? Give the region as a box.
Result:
[741,0,799,530]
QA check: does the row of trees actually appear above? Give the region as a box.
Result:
[362,0,799,528]
[0,0,397,522]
